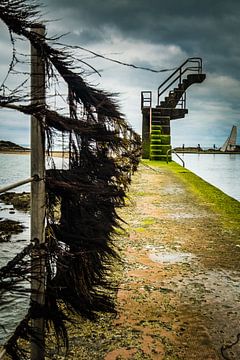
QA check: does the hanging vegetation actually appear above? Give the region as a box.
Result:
[0,0,141,358]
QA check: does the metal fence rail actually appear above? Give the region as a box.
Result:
[0,176,36,194]
[166,149,185,167]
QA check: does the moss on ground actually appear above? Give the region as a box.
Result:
[142,159,240,231]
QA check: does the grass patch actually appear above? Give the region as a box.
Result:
[141,159,240,230]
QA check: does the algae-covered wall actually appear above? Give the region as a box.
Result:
[142,109,172,161]
[142,108,150,159]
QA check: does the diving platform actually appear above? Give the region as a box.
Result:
[141,57,206,161]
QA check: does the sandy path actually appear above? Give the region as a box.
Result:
[46,162,240,360]
[103,163,240,360]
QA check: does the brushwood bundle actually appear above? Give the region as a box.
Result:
[0,0,141,358]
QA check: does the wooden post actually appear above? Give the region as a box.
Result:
[30,24,46,360]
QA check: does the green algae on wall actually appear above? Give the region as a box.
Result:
[150,126,171,161]
[141,159,240,231]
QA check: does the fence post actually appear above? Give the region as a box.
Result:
[30,24,46,360]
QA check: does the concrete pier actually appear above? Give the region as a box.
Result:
[44,161,240,359]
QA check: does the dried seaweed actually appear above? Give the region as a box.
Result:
[0,0,141,358]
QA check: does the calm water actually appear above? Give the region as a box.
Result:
[173,153,240,201]
[0,154,65,344]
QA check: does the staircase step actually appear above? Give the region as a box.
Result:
[151,128,162,132]
[150,155,168,161]
[151,139,162,145]
[151,130,162,134]
[153,107,188,120]
[151,124,162,129]
[151,134,163,138]
[142,60,206,162]
[151,145,163,150]
[158,135,171,145]
[187,73,206,83]
[151,131,162,135]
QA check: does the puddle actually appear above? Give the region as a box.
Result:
[149,251,195,264]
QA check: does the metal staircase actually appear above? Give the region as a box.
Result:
[141,57,206,160]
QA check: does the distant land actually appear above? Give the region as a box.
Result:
[0,140,66,157]
[173,146,240,154]
[0,140,30,152]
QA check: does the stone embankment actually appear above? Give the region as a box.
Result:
[55,160,240,360]
[2,161,240,359]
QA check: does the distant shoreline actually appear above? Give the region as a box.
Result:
[0,150,68,158]
[1,149,240,156]
[0,150,30,155]
[174,150,240,154]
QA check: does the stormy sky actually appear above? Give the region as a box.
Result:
[1,0,240,147]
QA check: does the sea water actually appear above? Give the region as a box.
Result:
[172,153,240,201]
[0,155,29,343]
[0,153,66,344]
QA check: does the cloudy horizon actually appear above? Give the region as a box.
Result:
[1,0,240,147]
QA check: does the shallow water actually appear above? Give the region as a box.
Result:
[0,202,30,344]
[0,154,68,344]
[0,153,30,192]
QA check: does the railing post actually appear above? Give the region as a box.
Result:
[30,24,46,360]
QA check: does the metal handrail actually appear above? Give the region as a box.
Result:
[157,57,202,105]
[0,176,37,194]
[166,149,185,167]
[141,91,152,109]
[0,348,6,360]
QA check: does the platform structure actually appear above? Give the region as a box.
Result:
[141,57,206,161]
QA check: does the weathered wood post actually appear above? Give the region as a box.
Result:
[30,24,46,360]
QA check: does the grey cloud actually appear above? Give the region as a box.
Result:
[42,0,240,80]
[1,0,240,146]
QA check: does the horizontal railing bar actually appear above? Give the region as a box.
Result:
[0,176,37,194]
[0,348,6,360]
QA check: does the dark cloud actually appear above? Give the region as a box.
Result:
[43,0,240,41]
[1,0,240,146]
[42,0,240,79]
